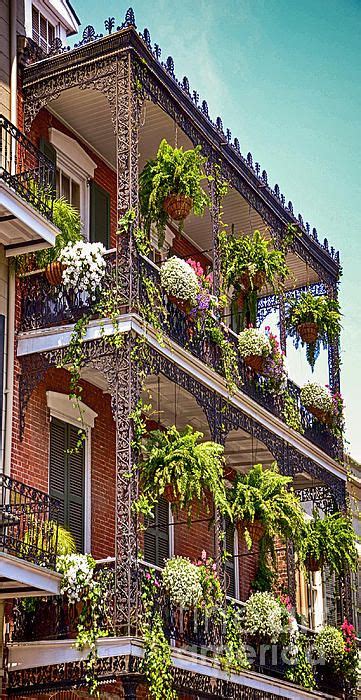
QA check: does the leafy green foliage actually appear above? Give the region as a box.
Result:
[218,603,250,673]
[220,228,290,294]
[13,197,82,273]
[55,523,77,556]
[285,292,341,370]
[282,394,304,434]
[299,511,358,574]
[134,425,230,520]
[139,139,210,243]
[285,634,316,689]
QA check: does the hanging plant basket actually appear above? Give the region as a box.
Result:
[305,553,323,572]
[44,261,64,286]
[297,322,319,344]
[167,294,192,315]
[244,354,266,374]
[236,289,247,309]
[307,405,332,426]
[163,193,193,221]
[254,270,266,291]
[241,519,265,544]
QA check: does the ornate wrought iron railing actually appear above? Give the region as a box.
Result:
[0,474,59,569]
[0,115,55,221]
[19,252,340,459]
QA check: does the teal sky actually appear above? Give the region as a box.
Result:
[72,0,361,460]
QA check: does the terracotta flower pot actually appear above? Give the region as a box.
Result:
[244,354,266,374]
[163,193,193,221]
[164,483,178,503]
[45,261,64,286]
[307,405,332,425]
[239,270,266,292]
[297,322,319,344]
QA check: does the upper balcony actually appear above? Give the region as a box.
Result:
[0,474,60,598]
[0,115,59,255]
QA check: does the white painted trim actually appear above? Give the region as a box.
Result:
[233,526,240,600]
[47,392,95,553]
[46,391,97,428]
[168,504,175,558]
[49,127,96,238]
[25,0,79,38]
[17,315,346,482]
[0,183,58,253]
[0,552,61,597]
[7,637,335,699]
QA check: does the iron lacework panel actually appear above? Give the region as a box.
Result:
[0,474,59,569]
[0,115,55,222]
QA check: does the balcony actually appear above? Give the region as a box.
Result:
[0,475,60,598]
[7,560,347,699]
[0,115,59,254]
[18,251,341,461]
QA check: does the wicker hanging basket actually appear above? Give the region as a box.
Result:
[244,354,266,374]
[297,322,319,344]
[163,193,193,221]
[45,261,64,286]
[307,405,332,425]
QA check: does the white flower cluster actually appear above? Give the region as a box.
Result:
[60,241,106,298]
[244,592,284,643]
[314,625,345,664]
[286,615,300,660]
[160,256,199,303]
[57,553,96,603]
[238,328,272,358]
[162,556,202,609]
[300,382,333,412]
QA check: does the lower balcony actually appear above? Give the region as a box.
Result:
[6,560,353,699]
[0,475,60,598]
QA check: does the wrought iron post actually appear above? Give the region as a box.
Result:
[279,293,287,355]
[121,675,139,699]
[209,162,222,298]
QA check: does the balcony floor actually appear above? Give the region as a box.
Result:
[0,551,60,599]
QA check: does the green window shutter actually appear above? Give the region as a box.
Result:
[224,515,236,598]
[49,418,85,553]
[144,497,169,568]
[90,181,110,249]
[39,137,57,166]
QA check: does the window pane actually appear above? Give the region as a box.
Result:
[32,5,39,43]
[48,23,55,47]
[71,180,80,212]
[62,173,70,202]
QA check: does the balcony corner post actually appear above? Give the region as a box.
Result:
[209,159,222,298]
[121,674,140,699]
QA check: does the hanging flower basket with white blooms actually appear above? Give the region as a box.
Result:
[59,241,107,298]
[300,382,334,424]
[244,591,284,644]
[162,556,202,609]
[160,256,199,308]
[57,553,96,603]
[238,328,272,374]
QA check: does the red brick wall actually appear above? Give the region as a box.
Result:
[28,108,118,247]
[11,367,116,559]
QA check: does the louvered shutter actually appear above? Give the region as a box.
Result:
[144,497,169,567]
[49,419,85,553]
[224,515,236,598]
[49,418,67,528]
[323,565,342,626]
[67,425,85,553]
[32,6,39,44]
[90,181,110,249]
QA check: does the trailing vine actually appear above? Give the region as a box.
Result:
[218,603,250,674]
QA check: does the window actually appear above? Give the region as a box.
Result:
[49,418,85,552]
[32,5,55,53]
[90,182,110,249]
[56,168,81,213]
[144,497,170,568]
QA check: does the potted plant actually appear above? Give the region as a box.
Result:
[160,256,200,313]
[162,557,203,609]
[134,425,231,521]
[263,327,287,392]
[238,327,272,373]
[59,241,107,297]
[244,591,285,644]
[230,463,305,589]
[300,511,357,574]
[139,139,210,244]
[285,292,341,370]
[300,382,334,424]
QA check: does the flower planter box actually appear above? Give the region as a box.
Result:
[305,553,323,572]
[163,193,192,221]
[307,405,332,425]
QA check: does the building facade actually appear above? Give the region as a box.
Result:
[0,3,358,699]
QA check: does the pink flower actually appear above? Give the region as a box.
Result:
[212,563,217,571]
[201,550,207,561]
[145,572,151,580]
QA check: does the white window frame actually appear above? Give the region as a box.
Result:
[46,391,98,554]
[25,1,78,44]
[48,128,97,239]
